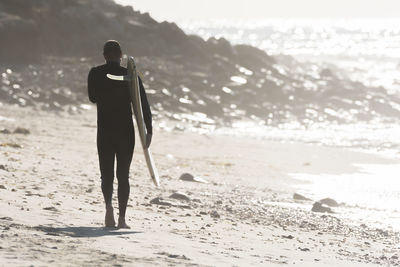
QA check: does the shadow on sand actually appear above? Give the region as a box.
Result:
[35,225,142,238]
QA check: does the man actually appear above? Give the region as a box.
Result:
[88,40,152,228]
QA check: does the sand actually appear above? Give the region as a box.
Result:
[0,104,399,266]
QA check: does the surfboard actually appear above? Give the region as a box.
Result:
[107,57,160,187]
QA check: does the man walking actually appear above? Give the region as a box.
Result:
[88,40,152,228]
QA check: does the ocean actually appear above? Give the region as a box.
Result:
[178,18,400,155]
[178,19,400,230]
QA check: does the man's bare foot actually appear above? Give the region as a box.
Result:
[105,205,115,227]
[117,216,130,229]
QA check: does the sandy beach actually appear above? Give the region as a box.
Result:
[0,103,398,266]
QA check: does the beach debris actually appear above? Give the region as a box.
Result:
[293,193,312,201]
[210,210,220,219]
[298,247,310,252]
[150,197,173,206]
[319,198,340,207]
[311,202,333,213]
[169,192,190,201]
[281,235,294,239]
[13,127,30,134]
[179,173,208,184]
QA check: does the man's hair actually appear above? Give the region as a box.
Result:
[103,40,122,58]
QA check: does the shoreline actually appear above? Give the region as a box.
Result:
[0,104,399,266]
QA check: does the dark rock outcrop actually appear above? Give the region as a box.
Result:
[1,0,400,127]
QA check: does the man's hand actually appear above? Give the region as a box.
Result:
[145,132,152,149]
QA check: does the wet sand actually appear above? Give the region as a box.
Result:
[0,104,399,266]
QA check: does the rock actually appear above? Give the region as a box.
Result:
[169,192,190,201]
[13,127,30,134]
[0,129,11,134]
[210,210,220,219]
[1,143,22,149]
[311,202,333,213]
[150,197,173,206]
[179,173,208,184]
[43,206,58,212]
[293,193,312,201]
[281,235,294,239]
[0,185,6,189]
[0,165,8,171]
[319,198,339,207]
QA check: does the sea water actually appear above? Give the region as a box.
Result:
[179,19,400,229]
[179,18,400,154]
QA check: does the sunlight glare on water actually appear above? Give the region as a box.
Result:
[290,164,400,230]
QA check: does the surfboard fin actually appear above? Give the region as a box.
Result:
[106,74,131,81]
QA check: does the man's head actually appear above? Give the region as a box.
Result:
[103,40,122,62]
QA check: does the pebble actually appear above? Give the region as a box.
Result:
[210,210,220,218]
[169,192,190,201]
[293,193,312,201]
[0,129,11,134]
[150,197,173,206]
[179,173,208,184]
[13,127,30,134]
[311,202,333,213]
[319,198,340,207]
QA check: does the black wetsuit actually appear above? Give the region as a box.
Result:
[88,61,152,218]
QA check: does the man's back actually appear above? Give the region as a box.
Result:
[88,61,132,132]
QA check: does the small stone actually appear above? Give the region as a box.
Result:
[150,197,172,206]
[86,188,93,193]
[210,210,220,219]
[169,192,190,201]
[1,143,22,149]
[293,193,311,201]
[13,128,30,135]
[0,129,11,134]
[311,202,333,213]
[0,185,6,189]
[43,206,58,212]
[179,173,208,183]
[319,198,339,207]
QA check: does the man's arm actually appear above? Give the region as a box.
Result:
[87,68,97,103]
[138,76,153,147]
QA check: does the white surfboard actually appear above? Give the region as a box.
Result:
[107,57,160,187]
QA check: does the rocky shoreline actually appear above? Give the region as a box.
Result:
[2,0,400,128]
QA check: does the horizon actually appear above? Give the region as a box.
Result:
[115,0,400,22]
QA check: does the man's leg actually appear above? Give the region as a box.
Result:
[115,133,134,228]
[98,135,116,227]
